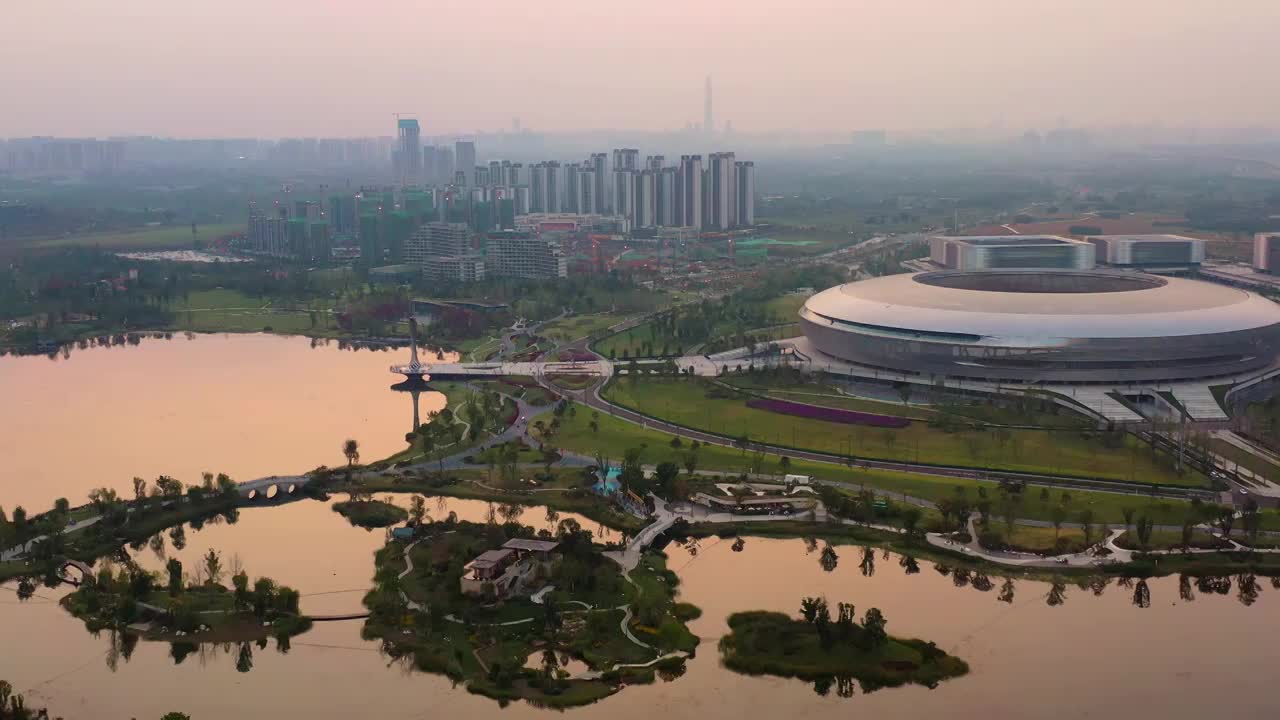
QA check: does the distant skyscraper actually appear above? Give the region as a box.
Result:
[612,148,639,171]
[545,161,561,213]
[734,161,755,227]
[677,155,703,229]
[637,169,656,228]
[613,170,636,226]
[704,76,713,136]
[454,140,476,186]
[579,168,597,214]
[564,163,581,213]
[590,153,608,213]
[396,118,422,183]
[488,160,503,187]
[707,152,736,230]
[656,167,677,227]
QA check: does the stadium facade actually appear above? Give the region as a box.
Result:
[798,270,1280,384]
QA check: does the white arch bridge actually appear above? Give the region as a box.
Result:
[237,475,313,501]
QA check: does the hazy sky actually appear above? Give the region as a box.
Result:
[4,0,1279,138]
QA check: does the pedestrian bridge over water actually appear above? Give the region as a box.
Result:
[237,475,311,501]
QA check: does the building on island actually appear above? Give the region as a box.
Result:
[460,538,561,598]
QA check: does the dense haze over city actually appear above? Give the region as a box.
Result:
[5,0,1280,138]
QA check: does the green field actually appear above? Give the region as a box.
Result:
[25,223,244,250]
[545,399,1228,528]
[539,313,628,343]
[1209,439,1280,482]
[167,288,387,337]
[602,377,1203,487]
[594,294,808,359]
[722,376,1090,428]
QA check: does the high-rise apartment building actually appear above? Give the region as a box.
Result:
[328,194,357,236]
[578,169,597,214]
[707,152,736,230]
[676,155,703,229]
[474,165,491,187]
[612,148,639,171]
[656,168,677,228]
[505,161,522,187]
[646,155,665,171]
[636,170,657,228]
[488,160,503,187]
[590,153,608,213]
[396,118,422,182]
[734,161,755,227]
[454,140,476,186]
[613,170,636,227]
[545,161,561,213]
[529,163,548,212]
[564,163,581,213]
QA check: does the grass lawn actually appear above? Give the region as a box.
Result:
[539,313,627,343]
[547,401,1215,528]
[721,376,1090,428]
[604,377,1202,487]
[1209,439,1280,482]
[979,525,1088,554]
[1113,529,1227,551]
[171,288,321,335]
[25,223,244,250]
[548,374,600,391]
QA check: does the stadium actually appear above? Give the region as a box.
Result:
[797,270,1280,384]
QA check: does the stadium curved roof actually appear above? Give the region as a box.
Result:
[801,271,1280,347]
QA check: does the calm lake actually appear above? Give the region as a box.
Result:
[0,333,444,513]
[2,333,1279,719]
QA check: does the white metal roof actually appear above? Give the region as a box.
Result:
[801,272,1280,347]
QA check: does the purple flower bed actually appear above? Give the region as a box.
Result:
[746,397,911,428]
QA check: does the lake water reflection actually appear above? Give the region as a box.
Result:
[5,525,1280,719]
[0,333,446,513]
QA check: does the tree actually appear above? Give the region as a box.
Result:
[166,558,183,597]
[1049,503,1068,541]
[779,456,792,475]
[819,544,839,572]
[409,495,427,525]
[654,462,680,496]
[683,448,699,477]
[132,477,148,503]
[202,549,223,586]
[232,570,250,611]
[862,607,888,647]
[1122,506,1136,532]
[800,596,827,624]
[1136,516,1154,551]
[1078,508,1095,545]
[1242,499,1261,546]
[343,438,360,467]
[1217,508,1236,539]
[252,577,276,618]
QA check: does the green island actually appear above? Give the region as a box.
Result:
[718,600,968,693]
[359,515,698,708]
[60,548,310,645]
[332,497,408,528]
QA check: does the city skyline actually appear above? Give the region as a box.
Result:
[6,0,1280,138]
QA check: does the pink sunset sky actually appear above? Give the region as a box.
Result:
[3,0,1278,137]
